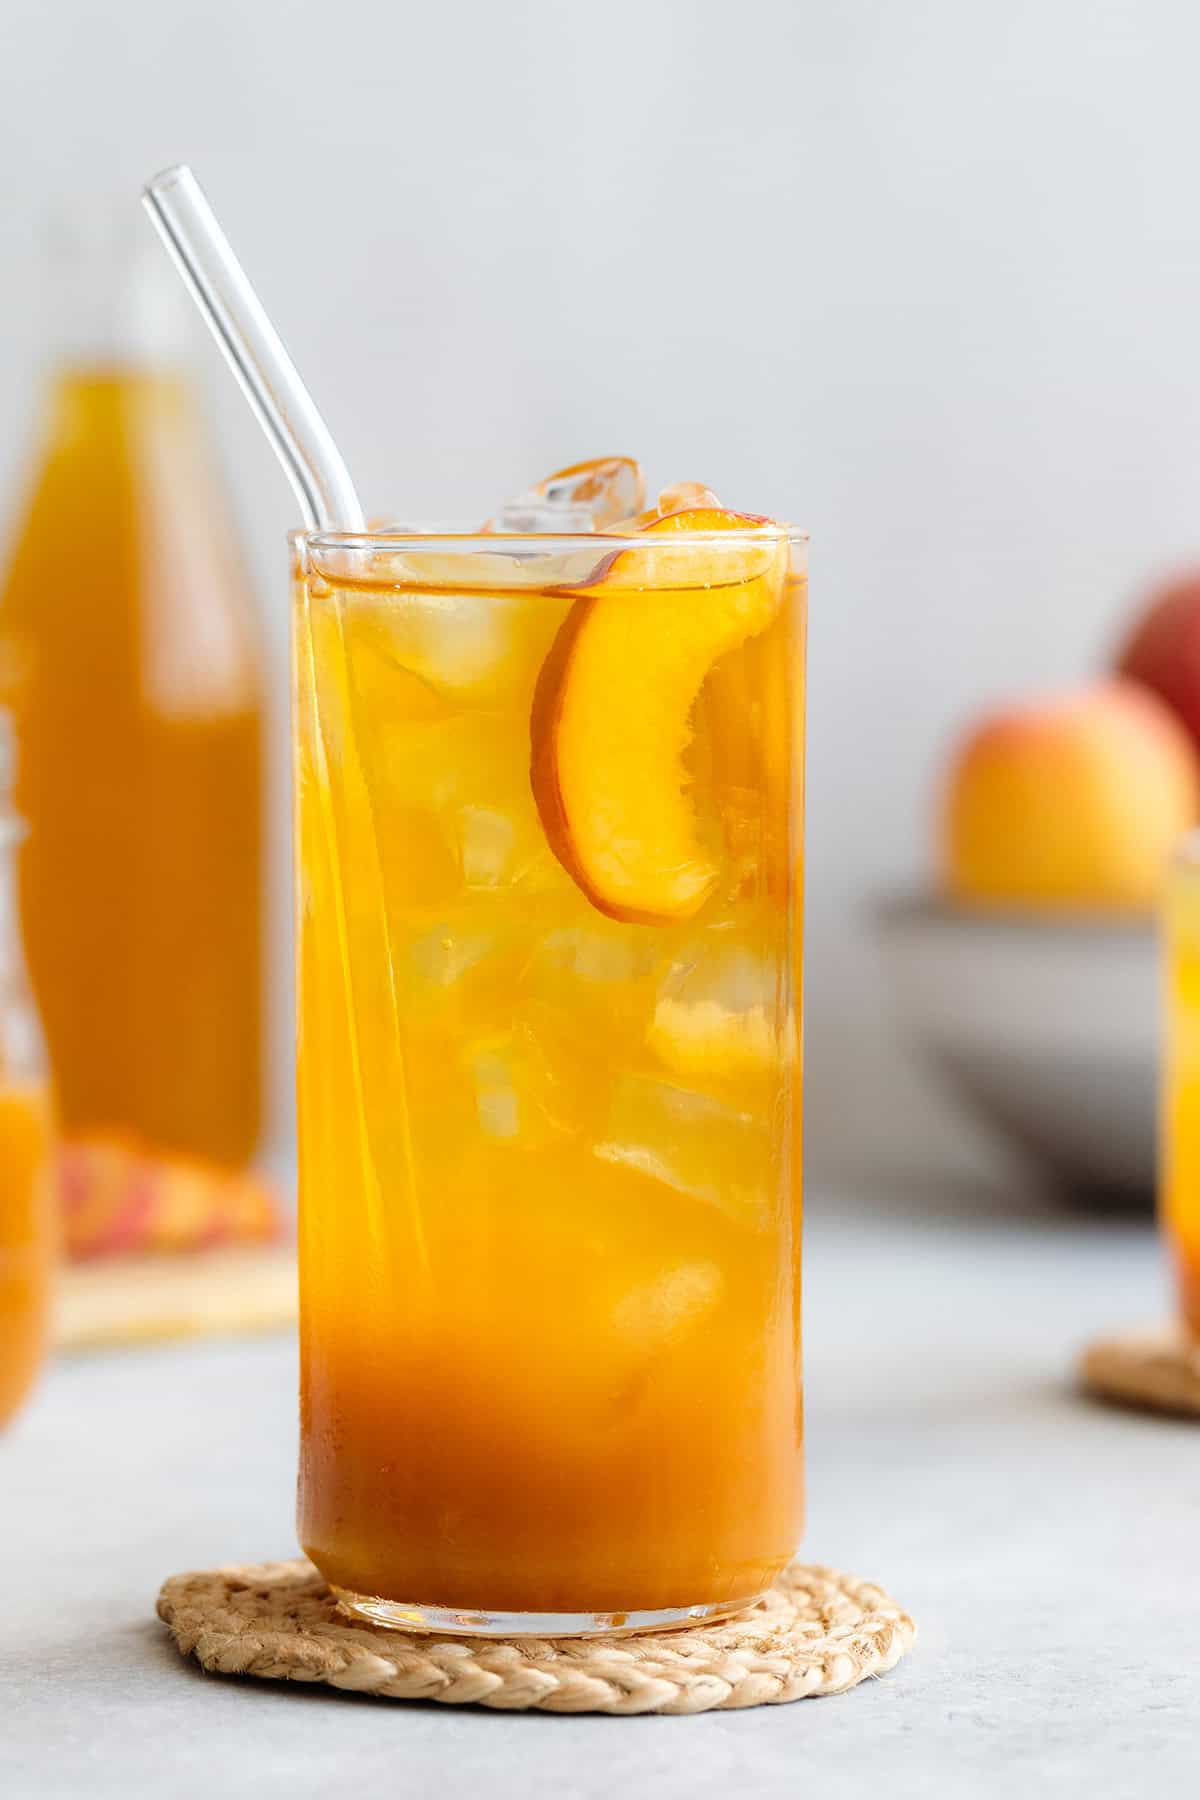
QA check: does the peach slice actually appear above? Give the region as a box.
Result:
[530,508,786,923]
[604,504,663,534]
[603,506,780,587]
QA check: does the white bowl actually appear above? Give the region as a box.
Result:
[875,897,1160,1200]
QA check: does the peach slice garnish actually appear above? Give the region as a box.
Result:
[604,506,780,587]
[530,508,787,923]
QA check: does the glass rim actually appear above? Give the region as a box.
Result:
[300,524,809,556]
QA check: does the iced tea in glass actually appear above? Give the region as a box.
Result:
[1163,833,1200,1337]
[294,497,806,1633]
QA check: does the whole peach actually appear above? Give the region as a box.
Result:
[1117,572,1200,746]
[941,679,1198,911]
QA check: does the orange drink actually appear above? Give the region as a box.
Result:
[0,717,55,1428]
[1163,835,1200,1336]
[294,490,806,1632]
[0,1082,55,1428]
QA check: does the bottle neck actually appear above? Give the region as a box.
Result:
[46,207,192,376]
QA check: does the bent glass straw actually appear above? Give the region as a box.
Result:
[142,165,365,533]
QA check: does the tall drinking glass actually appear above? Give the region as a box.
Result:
[1163,833,1200,1338]
[293,521,807,1634]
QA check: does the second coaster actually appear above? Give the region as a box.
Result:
[158,1558,915,1715]
[1080,1322,1200,1417]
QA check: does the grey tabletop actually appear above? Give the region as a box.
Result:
[3,1184,1195,1799]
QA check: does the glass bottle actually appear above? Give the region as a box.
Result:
[0,207,265,1167]
[0,713,56,1427]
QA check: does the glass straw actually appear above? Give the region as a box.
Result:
[141,165,365,532]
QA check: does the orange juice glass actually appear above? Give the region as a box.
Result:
[1163,834,1200,1337]
[0,727,56,1428]
[294,522,806,1633]
[0,1082,55,1428]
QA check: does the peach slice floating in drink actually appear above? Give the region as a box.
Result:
[530,507,787,924]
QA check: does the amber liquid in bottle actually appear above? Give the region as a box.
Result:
[0,233,264,1166]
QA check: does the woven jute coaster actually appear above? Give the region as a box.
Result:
[1080,1322,1200,1417]
[157,1558,915,1714]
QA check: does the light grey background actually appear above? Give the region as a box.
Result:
[3,0,1199,1183]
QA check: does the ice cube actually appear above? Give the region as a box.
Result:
[392,914,520,1043]
[372,804,463,910]
[459,806,515,889]
[466,1026,580,1146]
[373,713,525,814]
[593,1072,772,1229]
[407,920,497,991]
[612,1261,724,1348]
[487,495,595,533]
[655,482,721,514]
[470,1042,522,1140]
[457,804,573,896]
[359,711,570,900]
[647,938,794,1090]
[519,919,670,1061]
[530,923,658,987]
[341,587,570,710]
[486,455,645,532]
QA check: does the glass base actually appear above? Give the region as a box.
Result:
[331,1584,767,1639]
